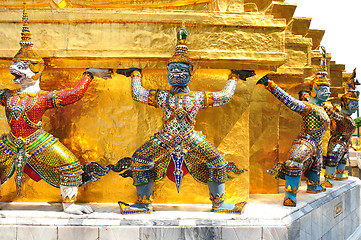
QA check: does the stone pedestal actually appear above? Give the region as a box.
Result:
[0,177,360,240]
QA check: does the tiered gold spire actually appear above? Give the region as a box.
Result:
[167,22,195,74]
[13,3,44,64]
[310,46,330,97]
[316,46,328,79]
[341,68,359,109]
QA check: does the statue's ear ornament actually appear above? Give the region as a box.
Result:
[29,63,45,74]
[298,90,310,102]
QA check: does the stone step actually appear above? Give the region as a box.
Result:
[0,177,360,239]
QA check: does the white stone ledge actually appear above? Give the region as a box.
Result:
[0,177,359,240]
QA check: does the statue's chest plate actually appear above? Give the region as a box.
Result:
[162,94,201,136]
[5,93,44,130]
[165,95,201,121]
[7,95,37,121]
[304,105,329,129]
[302,104,330,143]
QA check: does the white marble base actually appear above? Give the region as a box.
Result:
[0,177,360,240]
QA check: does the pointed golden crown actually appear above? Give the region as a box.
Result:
[312,46,330,86]
[310,46,330,97]
[341,68,359,108]
[13,4,44,64]
[167,22,195,73]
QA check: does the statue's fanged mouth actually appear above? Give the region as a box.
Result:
[10,69,25,83]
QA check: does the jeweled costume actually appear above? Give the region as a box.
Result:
[130,71,235,188]
[0,75,92,195]
[1,5,108,207]
[263,47,331,207]
[118,24,250,214]
[265,80,330,180]
[323,69,359,187]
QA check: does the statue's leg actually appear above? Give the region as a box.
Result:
[184,137,245,214]
[0,149,15,198]
[29,141,92,214]
[118,167,156,214]
[305,148,325,194]
[119,180,154,214]
[283,141,313,207]
[61,185,93,215]
[305,170,326,193]
[0,135,18,197]
[324,142,344,187]
[324,163,336,187]
[335,158,348,180]
[284,175,301,207]
[208,180,246,214]
[29,141,83,187]
[0,149,15,193]
[58,162,93,214]
[119,138,167,215]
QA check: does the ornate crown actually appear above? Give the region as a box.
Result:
[13,4,44,64]
[310,46,330,97]
[167,22,195,74]
[341,68,359,109]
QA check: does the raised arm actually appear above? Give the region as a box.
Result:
[203,70,255,108]
[117,68,159,107]
[47,72,93,109]
[257,75,309,115]
[131,71,158,106]
[46,69,112,109]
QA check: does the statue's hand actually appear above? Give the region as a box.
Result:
[231,70,255,81]
[321,103,334,113]
[116,68,142,77]
[86,68,113,80]
[256,75,270,86]
[62,203,94,215]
